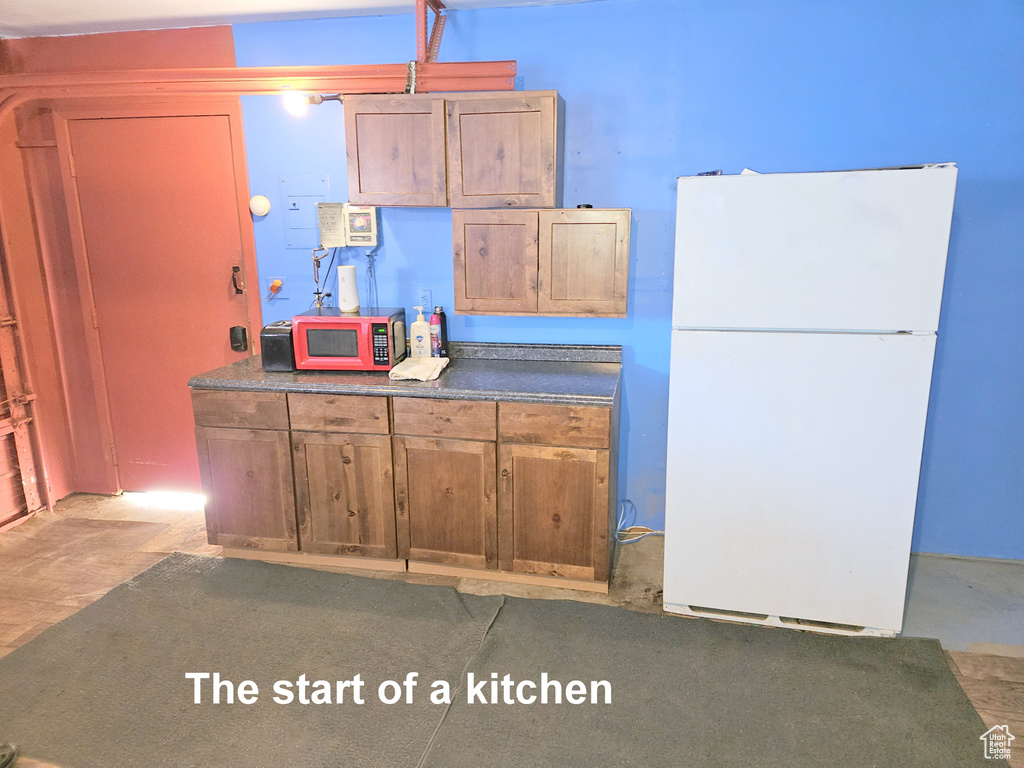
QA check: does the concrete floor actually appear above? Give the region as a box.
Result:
[16,492,1024,647]
[904,553,1024,654]
[460,530,1024,657]
[455,535,665,612]
[2,493,1021,767]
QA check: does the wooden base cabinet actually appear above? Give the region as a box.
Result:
[393,435,498,570]
[191,388,618,587]
[292,431,397,559]
[497,401,618,582]
[498,444,611,582]
[192,389,297,552]
[195,425,297,552]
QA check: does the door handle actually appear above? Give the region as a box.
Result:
[231,266,245,294]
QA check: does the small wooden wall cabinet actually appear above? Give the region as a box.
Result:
[191,388,618,589]
[344,91,564,208]
[453,208,631,317]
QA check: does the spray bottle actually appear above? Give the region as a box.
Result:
[430,306,449,358]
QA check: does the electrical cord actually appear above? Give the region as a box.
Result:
[320,248,337,305]
[615,499,664,544]
[364,245,381,311]
[308,248,339,310]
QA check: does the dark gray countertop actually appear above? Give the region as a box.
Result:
[188,343,622,407]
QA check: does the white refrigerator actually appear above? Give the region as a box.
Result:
[664,165,958,636]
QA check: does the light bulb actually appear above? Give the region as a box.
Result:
[282,91,310,117]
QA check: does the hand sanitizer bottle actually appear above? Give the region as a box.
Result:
[410,306,431,358]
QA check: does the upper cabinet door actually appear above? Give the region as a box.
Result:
[538,209,630,317]
[453,209,539,314]
[447,92,561,208]
[344,95,447,206]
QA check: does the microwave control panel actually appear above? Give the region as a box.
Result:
[371,323,390,365]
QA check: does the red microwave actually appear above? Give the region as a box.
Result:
[292,307,407,371]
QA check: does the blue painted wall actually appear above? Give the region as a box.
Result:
[233,0,1024,559]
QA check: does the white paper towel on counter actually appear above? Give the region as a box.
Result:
[389,356,450,381]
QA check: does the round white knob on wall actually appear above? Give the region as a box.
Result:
[249,195,272,217]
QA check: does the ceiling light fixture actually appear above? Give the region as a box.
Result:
[282,91,343,117]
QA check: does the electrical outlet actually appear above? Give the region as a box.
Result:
[265,276,288,301]
[416,288,432,311]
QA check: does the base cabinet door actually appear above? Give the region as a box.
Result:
[292,431,398,558]
[498,444,610,581]
[195,426,297,551]
[393,435,497,569]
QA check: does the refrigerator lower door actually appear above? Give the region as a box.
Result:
[664,330,937,632]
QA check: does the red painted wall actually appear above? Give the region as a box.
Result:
[0,27,237,501]
[0,27,236,73]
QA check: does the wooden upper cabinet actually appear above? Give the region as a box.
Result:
[539,209,630,317]
[447,92,561,208]
[344,95,447,206]
[344,90,562,208]
[453,209,538,314]
[453,207,630,317]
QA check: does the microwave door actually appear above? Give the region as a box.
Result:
[306,326,359,359]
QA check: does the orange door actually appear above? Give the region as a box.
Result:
[63,109,257,492]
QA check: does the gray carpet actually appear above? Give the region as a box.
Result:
[0,553,1005,768]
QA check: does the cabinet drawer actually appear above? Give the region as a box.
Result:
[191,389,289,430]
[499,402,611,448]
[393,397,496,441]
[288,393,389,434]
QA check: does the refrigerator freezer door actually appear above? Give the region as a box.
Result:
[672,166,957,333]
[664,329,937,632]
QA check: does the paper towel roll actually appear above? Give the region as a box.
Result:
[337,265,360,312]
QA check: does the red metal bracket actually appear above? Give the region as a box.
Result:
[417,0,448,64]
[0,60,517,120]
